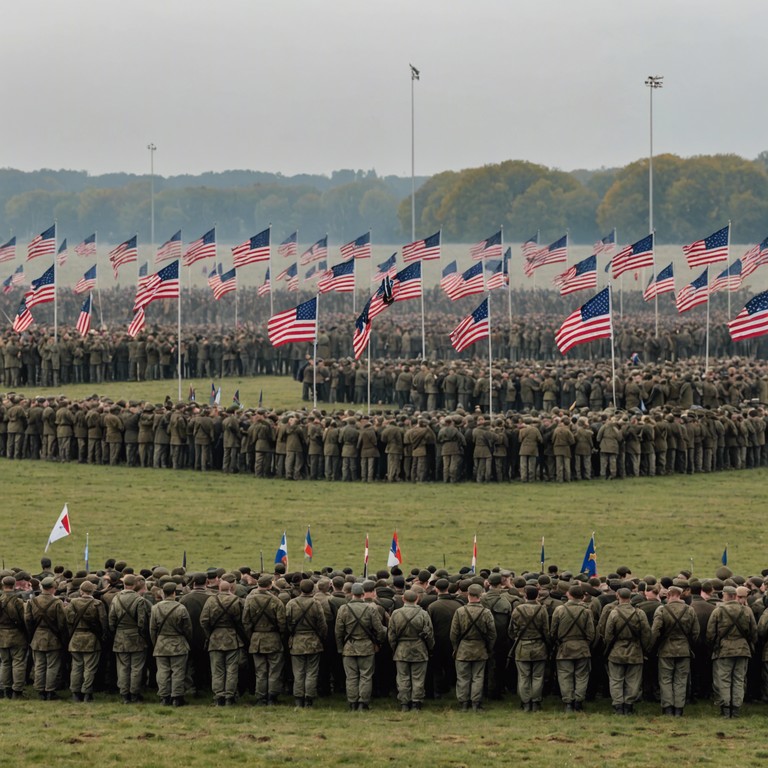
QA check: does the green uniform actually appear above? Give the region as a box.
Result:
[150,597,193,703]
[450,602,496,707]
[108,590,151,699]
[242,590,287,704]
[66,595,108,698]
[25,592,68,697]
[0,590,29,696]
[509,601,550,708]
[200,592,244,704]
[550,599,595,708]
[286,595,327,704]
[387,603,434,707]
[603,602,651,712]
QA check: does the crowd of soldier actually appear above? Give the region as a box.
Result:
[1,559,766,718]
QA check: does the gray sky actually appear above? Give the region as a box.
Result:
[4,0,766,179]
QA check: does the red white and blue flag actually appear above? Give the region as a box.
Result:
[76,294,93,336]
[594,230,616,256]
[56,239,68,267]
[318,259,355,293]
[741,236,768,279]
[213,267,237,300]
[675,269,709,313]
[403,230,440,262]
[300,235,328,266]
[340,231,371,261]
[304,527,313,560]
[75,264,97,294]
[470,230,503,261]
[137,262,151,290]
[525,234,567,276]
[274,531,288,566]
[75,233,96,258]
[440,260,460,294]
[232,227,270,268]
[450,297,490,353]
[555,287,612,354]
[127,307,146,337]
[387,530,402,568]
[373,253,397,283]
[521,233,539,261]
[369,262,422,319]
[258,267,271,297]
[156,230,182,263]
[471,534,478,574]
[446,262,484,301]
[612,233,653,279]
[555,254,597,296]
[278,231,298,259]
[133,260,180,310]
[184,228,216,266]
[0,236,16,263]
[207,264,221,292]
[643,263,674,302]
[12,296,34,333]
[710,259,742,295]
[353,296,373,360]
[729,290,768,342]
[25,263,56,308]
[27,225,56,261]
[683,224,729,268]
[267,296,318,347]
[485,258,507,290]
[3,265,24,293]
[109,235,138,277]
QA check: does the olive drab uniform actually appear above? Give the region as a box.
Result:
[66,593,108,700]
[150,596,193,705]
[550,598,595,710]
[242,589,287,705]
[450,599,496,709]
[335,597,386,709]
[285,592,328,706]
[480,587,514,699]
[25,591,68,698]
[0,589,29,697]
[387,602,435,709]
[199,591,245,704]
[108,590,151,701]
[509,601,550,710]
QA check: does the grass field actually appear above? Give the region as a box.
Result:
[3,376,768,767]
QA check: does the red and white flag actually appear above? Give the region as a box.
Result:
[45,504,71,552]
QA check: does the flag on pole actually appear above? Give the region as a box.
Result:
[233,389,240,406]
[0,236,16,263]
[232,227,271,267]
[127,307,146,337]
[207,264,221,292]
[304,526,313,560]
[275,531,288,566]
[27,224,56,260]
[450,297,490,353]
[75,233,96,258]
[133,260,180,310]
[521,233,539,261]
[299,235,328,266]
[257,267,271,296]
[212,267,237,300]
[555,287,612,354]
[445,262,484,301]
[643,263,674,302]
[403,230,440,262]
[387,531,402,568]
[612,233,653,279]
[318,260,355,293]
[56,239,68,267]
[728,290,768,342]
[12,296,34,333]
[373,253,397,283]
[209,381,216,405]
[440,260,460,294]
[24,264,56,309]
[214,387,221,407]
[277,231,298,259]
[76,294,93,336]
[710,259,742,294]
[84,533,90,573]
[683,224,729,268]
[75,264,97,294]
[741,237,768,278]
[353,296,373,360]
[183,228,216,266]
[471,534,477,574]
[268,296,318,347]
[368,262,422,318]
[540,537,545,572]
[275,261,297,285]
[109,235,138,277]
[485,258,507,290]
[45,504,71,552]
[137,261,150,289]
[594,230,616,255]
[470,230,503,261]
[721,545,728,566]
[580,533,597,577]
[3,265,24,294]
[156,230,182,263]
[675,269,709,313]
[554,254,597,295]
[363,533,369,579]
[189,385,196,402]
[340,231,371,260]
[525,234,567,276]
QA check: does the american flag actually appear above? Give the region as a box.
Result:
[75,233,96,258]
[440,260,460,294]
[156,230,182,263]
[450,297,490,353]
[304,261,326,283]
[137,262,151,290]
[683,224,729,268]
[12,296,34,333]
[675,269,709,313]
[594,230,616,255]
[710,259,742,295]
[369,262,422,319]
[470,230,503,261]
[232,227,270,268]
[340,231,371,261]
[3,265,24,294]
[276,261,297,282]
[258,267,271,297]
[485,258,507,291]
[27,224,56,261]
[267,296,318,347]
[128,307,146,338]
[318,259,355,293]
[133,260,180,311]
[729,290,768,342]
[612,233,654,279]
[555,287,612,354]
[299,235,328,266]
[403,230,440,262]
[183,228,216,266]
[76,293,93,336]
[25,263,56,308]
[353,296,373,360]
[521,233,539,261]
[555,254,597,296]
[56,239,68,267]
[741,236,768,278]
[213,267,237,300]
[277,231,297,259]
[109,235,138,277]
[0,236,16,263]
[446,262,484,301]
[75,264,97,294]
[525,234,567,276]
[372,253,397,283]
[207,264,221,292]
[643,263,674,302]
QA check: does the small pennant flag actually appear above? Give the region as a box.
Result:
[275,531,288,566]
[45,504,71,552]
[721,545,728,567]
[304,526,313,561]
[580,533,597,577]
[471,534,477,574]
[363,533,369,578]
[387,530,402,568]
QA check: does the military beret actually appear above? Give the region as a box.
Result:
[467,584,483,597]
[300,579,314,594]
[351,583,364,596]
[40,576,56,589]
[257,576,273,588]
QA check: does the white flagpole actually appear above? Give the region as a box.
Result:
[366,342,372,417]
[268,224,274,318]
[53,221,58,343]
[609,286,617,408]
[95,231,104,328]
[705,265,711,373]
[487,292,493,420]
[726,221,732,324]
[313,293,318,410]
[177,256,182,400]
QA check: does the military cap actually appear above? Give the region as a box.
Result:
[722,585,737,595]
[617,588,632,599]
[362,580,376,592]
[715,565,733,580]
[15,571,31,581]
[79,580,96,594]
[418,569,431,582]
[350,583,364,596]
[299,579,314,594]
[403,590,418,603]
[162,582,178,595]
[465,584,482,598]
[1,576,16,588]
[40,576,56,589]
[488,573,502,587]
[736,586,750,599]
[667,585,683,596]
[434,578,450,590]
[257,575,273,588]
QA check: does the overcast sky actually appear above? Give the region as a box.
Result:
[3,0,766,179]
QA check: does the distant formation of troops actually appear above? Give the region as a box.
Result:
[1,558,766,717]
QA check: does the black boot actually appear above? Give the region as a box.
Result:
[674,708,684,717]
[613,705,624,715]
[412,702,422,711]
[122,694,132,704]
[720,705,730,718]
[400,703,411,712]
[71,692,84,703]
[267,694,278,706]
[730,707,740,718]
[304,698,314,708]
[295,697,305,708]
[662,706,674,716]
[624,703,634,715]
[460,701,470,711]
[83,693,94,703]
[565,702,575,713]
[173,696,187,707]
[161,696,173,706]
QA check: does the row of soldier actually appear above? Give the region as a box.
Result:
[1,559,766,716]
[1,390,767,481]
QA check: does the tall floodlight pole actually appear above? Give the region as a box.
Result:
[410,64,419,242]
[645,76,663,337]
[147,143,157,248]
